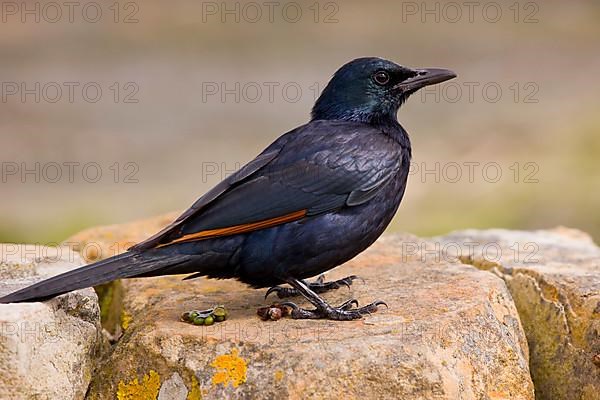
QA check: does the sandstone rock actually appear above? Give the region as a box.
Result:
[68,217,533,400]
[0,244,106,400]
[439,228,600,400]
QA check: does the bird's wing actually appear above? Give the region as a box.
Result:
[131,121,402,250]
[129,128,294,251]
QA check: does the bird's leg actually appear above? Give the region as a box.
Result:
[265,274,361,299]
[278,277,387,320]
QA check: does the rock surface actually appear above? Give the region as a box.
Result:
[0,244,105,400]
[65,218,534,400]
[439,228,600,400]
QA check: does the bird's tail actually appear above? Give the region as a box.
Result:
[0,250,191,303]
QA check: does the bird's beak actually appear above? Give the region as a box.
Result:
[394,68,457,92]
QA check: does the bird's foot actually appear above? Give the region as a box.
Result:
[280,298,387,320]
[265,275,361,299]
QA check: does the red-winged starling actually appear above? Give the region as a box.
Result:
[0,57,456,320]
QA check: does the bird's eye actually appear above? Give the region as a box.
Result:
[373,71,390,86]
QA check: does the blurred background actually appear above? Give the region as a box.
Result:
[1,0,599,244]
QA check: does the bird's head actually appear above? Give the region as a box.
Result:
[311,57,456,125]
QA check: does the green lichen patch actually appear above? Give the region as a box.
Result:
[95,280,124,335]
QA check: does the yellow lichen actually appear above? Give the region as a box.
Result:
[117,370,161,400]
[121,310,133,330]
[274,370,284,382]
[187,376,202,400]
[210,348,247,388]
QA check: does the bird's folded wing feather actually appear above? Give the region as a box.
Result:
[131,121,402,250]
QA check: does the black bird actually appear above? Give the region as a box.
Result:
[0,58,456,320]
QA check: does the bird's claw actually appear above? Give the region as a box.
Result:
[287,298,386,320]
[338,298,359,310]
[261,276,384,321]
[264,286,295,299]
[373,300,388,309]
[338,275,361,289]
[278,301,299,310]
[264,274,363,299]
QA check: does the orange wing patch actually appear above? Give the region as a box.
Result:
[157,210,307,248]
